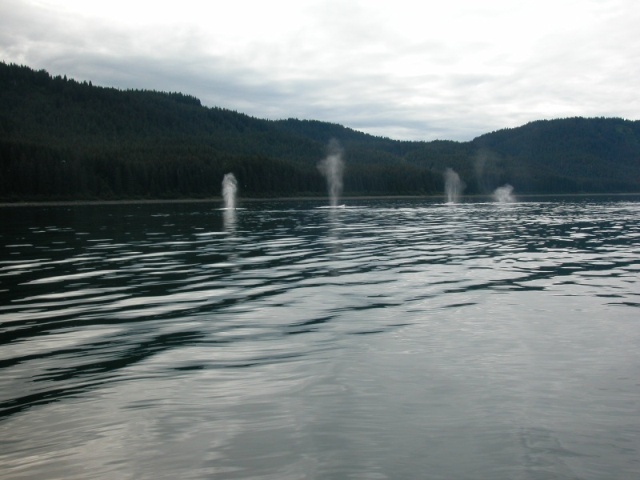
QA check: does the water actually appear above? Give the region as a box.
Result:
[1,197,639,479]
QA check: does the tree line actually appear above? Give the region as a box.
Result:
[1,61,639,201]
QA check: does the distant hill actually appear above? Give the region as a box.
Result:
[1,61,639,200]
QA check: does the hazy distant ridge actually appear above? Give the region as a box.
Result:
[1,62,639,200]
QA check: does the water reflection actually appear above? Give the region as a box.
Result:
[223,206,237,233]
[324,205,343,255]
[0,198,639,479]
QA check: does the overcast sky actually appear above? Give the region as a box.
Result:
[1,0,639,141]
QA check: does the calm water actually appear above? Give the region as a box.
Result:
[1,197,639,479]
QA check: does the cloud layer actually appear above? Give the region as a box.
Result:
[2,0,639,141]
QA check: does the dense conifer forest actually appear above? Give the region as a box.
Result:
[1,62,639,200]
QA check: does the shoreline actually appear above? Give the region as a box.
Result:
[1,192,639,208]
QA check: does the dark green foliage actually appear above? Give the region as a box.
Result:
[1,61,639,201]
[0,62,329,200]
[472,118,640,193]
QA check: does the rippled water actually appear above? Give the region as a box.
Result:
[1,197,639,479]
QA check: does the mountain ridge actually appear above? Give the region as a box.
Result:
[1,61,639,200]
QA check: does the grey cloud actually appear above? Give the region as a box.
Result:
[2,0,638,143]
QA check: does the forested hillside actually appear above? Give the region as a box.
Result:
[1,62,639,200]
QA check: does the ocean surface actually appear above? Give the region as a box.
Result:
[1,197,639,479]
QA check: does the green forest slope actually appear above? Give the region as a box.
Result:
[1,62,639,200]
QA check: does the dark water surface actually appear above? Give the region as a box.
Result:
[1,198,639,479]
